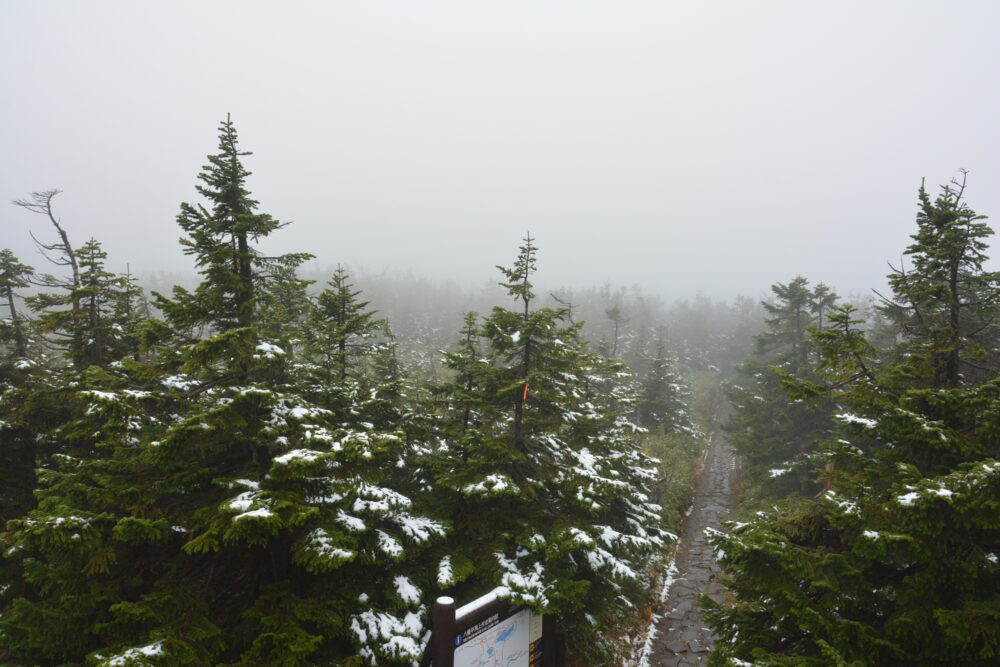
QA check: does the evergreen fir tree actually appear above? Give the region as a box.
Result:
[255,256,313,359]
[432,311,495,465]
[299,265,387,419]
[12,204,85,370]
[706,179,1000,666]
[0,236,156,663]
[154,114,311,338]
[881,170,1000,387]
[604,303,629,359]
[724,277,837,499]
[757,276,814,374]
[1,118,442,665]
[0,250,40,602]
[431,236,668,662]
[811,282,839,332]
[638,337,698,437]
[0,248,33,359]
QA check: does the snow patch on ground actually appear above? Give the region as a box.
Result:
[625,556,679,667]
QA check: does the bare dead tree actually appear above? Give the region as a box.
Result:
[12,189,80,291]
[12,189,87,363]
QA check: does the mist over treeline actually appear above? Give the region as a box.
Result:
[4,2,1000,663]
[0,116,731,664]
[5,111,996,666]
[137,263,771,371]
[138,262,892,382]
[13,225,883,385]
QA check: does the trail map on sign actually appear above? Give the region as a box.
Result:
[455,607,539,667]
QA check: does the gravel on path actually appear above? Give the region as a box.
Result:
[647,431,737,666]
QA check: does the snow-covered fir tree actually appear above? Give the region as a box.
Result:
[706,178,1000,665]
[639,337,699,438]
[429,236,670,663]
[1,118,444,665]
[1,122,712,667]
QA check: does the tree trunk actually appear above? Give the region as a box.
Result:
[945,257,961,387]
[5,288,26,357]
[236,231,253,329]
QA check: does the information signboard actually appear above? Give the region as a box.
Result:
[426,588,561,667]
[453,605,543,666]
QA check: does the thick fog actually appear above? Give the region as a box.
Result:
[3,0,999,300]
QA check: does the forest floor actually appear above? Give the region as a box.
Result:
[645,429,738,666]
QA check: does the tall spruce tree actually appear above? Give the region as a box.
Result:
[811,282,839,332]
[881,170,1000,387]
[430,236,668,662]
[0,238,161,663]
[757,276,814,374]
[1,118,443,666]
[724,276,837,499]
[0,249,33,359]
[706,178,1000,666]
[300,266,387,417]
[639,337,698,437]
[0,249,38,607]
[12,189,95,369]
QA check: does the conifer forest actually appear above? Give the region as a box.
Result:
[3,113,999,666]
[4,4,1000,666]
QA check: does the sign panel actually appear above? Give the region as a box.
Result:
[453,606,544,667]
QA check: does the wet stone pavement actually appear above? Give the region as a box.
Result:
[650,431,737,666]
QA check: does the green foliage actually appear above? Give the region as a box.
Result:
[428,236,670,663]
[708,176,1000,666]
[0,248,34,358]
[639,338,700,437]
[1,125,705,666]
[881,171,1000,388]
[757,276,816,374]
[644,430,702,529]
[300,265,388,412]
[154,114,312,337]
[688,369,724,430]
[0,119,439,666]
[724,276,840,501]
[23,238,145,369]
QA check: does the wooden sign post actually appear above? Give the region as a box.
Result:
[425,588,562,666]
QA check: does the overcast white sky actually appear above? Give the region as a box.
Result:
[3,1,999,300]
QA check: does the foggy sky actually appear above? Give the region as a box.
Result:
[3,1,999,301]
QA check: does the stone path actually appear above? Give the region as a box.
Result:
[649,430,738,666]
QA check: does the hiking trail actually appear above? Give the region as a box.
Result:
[648,430,738,666]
